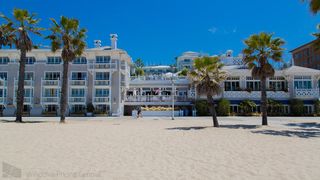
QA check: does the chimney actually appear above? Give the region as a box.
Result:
[94,40,102,48]
[110,34,118,49]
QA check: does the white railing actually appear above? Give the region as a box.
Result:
[14,97,33,104]
[0,97,5,104]
[294,88,320,98]
[70,80,86,86]
[14,79,34,86]
[223,91,290,99]
[125,95,190,102]
[93,97,110,103]
[42,79,60,86]
[41,97,59,103]
[130,76,188,81]
[89,62,117,70]
[69,97,86,103]
[94,80,110,86]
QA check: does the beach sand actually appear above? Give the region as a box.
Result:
[0,116,319,180]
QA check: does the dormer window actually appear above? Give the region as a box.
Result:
[26,57,36,64]
[0,57,9,64]
[96,56,110,63]
[73,57,87,64]
[47,57,62,64]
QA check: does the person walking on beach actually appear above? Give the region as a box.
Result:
[137,106,142,118]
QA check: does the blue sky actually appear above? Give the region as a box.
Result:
[0,0,319,65]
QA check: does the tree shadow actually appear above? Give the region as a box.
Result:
[166,126,208,131]
[0,119,50,123]
[251,129,320,138]
[220,124,259,129]
[285,122,320,129]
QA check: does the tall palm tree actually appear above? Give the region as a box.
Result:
[303,0,320,14]
[188,56,227,127]
[242,32,285,126]
[0,9,42,122]
[46,16,86,123]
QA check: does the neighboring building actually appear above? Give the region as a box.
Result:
[142,65,173,75]
[291,40,320,70]
[0,34,131,116]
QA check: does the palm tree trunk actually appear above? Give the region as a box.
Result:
[261,77,268,126]
[207,94,219,127]
[15,49,26,123]
[60,61,69,123]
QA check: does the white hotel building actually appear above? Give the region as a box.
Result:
[0,35,319,116]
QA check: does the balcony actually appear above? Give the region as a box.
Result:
[125,95,191,102]
[0,97,5,104]
[69,97,86,104]
[41,97,59,104]
[14,97,33,104]
[70,80,87,86]
[0,80,7,86]
[89,62,117,70]
[14,79,34,87]
[294,88,320,99]
[222,90,290,99]
[93,97,110,103]
[94,80,110,86]
[41,79,60,86]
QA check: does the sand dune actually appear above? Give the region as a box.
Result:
[0,116,319,180]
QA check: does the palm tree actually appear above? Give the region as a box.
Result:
[0,9,42,122]
[188,56,227,127]
[303,0,320,14]
[46,16,86,123]
[242,32,285,126]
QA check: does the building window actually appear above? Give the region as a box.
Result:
[25,72,34,80]
[269,76,287,91]
[95,72,109,80]
[95,89,109,97]
[45,72,60,80]
[44,89,59,97]
[0,57,9,64]
[73,57,87,64]
[26,57,36,64]
[45,105,58,112]
[96,56,110,63]
[72,72,87,80]
[0,72,8,80]
[294,76,312,89]
[246,77,260,91]
[224,77,240,91]
[71,89,85,97]
[47,57,62,64]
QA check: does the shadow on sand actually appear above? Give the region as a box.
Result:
[220,124,259,129]
[0,119,50,123]
[166,126,208,131]
[285,122,320,129]
[251,129,320,138]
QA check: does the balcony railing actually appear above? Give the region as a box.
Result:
[94,80,110,86]
[89,62,117,70]
[125,95,190,102]
[294,88,320,98]
[69,97,86,103]
[0,97,5,104]
[93,97,110,103]
[130,76,188,81]
[14,97,33,104]
[14,79,34,86]
[0,80,7,86]
[41,97,59,103]
[70,80,86,86]
[222,91,290,99]
[42,79,60,86]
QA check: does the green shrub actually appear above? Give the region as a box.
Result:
[217,98,230,116]
[314,100,320,116]
[290,99,304,116]
[195,100,210,116]
[267,99,284,116]
[239,100,256,115]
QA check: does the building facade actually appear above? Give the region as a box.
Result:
[0,37,320,117]
[0,34,131,116]
[291,40,320,70]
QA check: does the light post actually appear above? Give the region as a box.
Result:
[171,74,175,120]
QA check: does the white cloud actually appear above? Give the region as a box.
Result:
[208,27,218,34]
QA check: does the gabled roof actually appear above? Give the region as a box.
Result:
[290,39,317,53]
[283,65,320,74]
